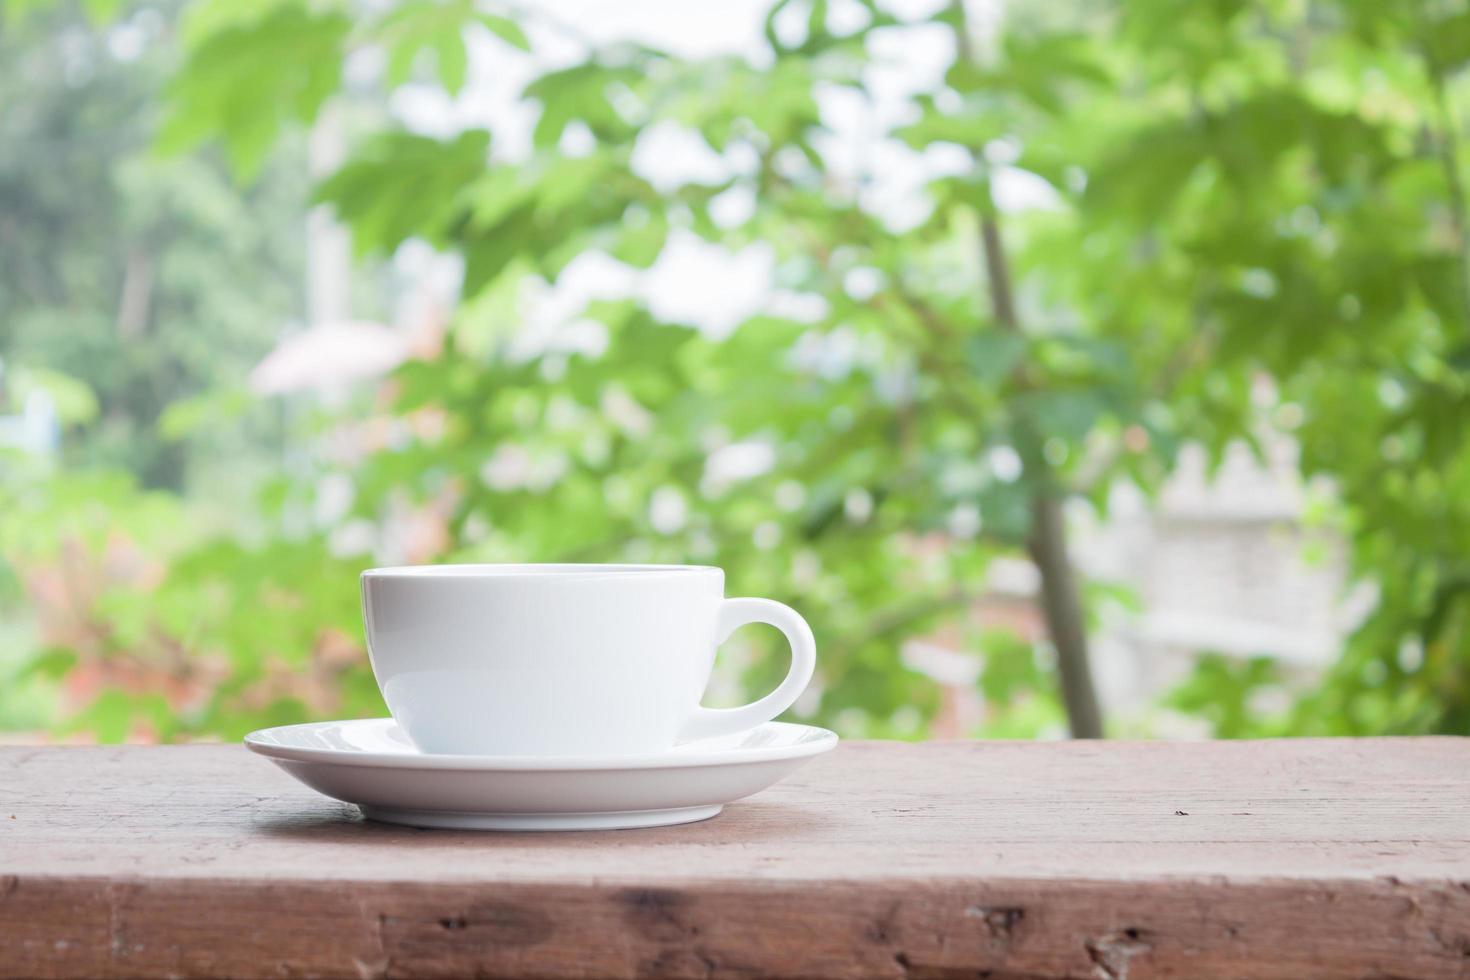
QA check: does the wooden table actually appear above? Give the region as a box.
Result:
[0,739,1467,978]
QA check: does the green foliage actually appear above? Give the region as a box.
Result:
[6,0,1470,742]
[319,129,491,254]
[1052,0,1470,734]
[0,457,382,741]
[1164,655,1284,738]
[158,3,350,179]
[0,2,307,491]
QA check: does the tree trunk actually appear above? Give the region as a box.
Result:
[117,248,154,339]
[978,216,1105,739]
[1027,494,1105,738]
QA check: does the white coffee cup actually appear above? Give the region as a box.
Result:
[360,564,816,757]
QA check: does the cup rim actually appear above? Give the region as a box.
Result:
[361,562,722,581]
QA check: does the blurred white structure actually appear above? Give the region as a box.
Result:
[1076,435,1368,721]
[905,427,1366,737]
[0,389,59,455]
[0,359,60,455]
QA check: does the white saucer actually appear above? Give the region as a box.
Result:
[244,719,837,831]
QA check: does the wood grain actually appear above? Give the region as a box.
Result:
[1,738,1467,978]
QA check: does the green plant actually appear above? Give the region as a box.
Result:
[5,0,1469,742]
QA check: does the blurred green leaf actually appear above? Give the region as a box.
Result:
[477,11,529,51]
[317,129,490,254]
[9,366,98,426]
[1165,655,1283,738]
[158,388,255,441]
[371,0,483,92]
[158,3,349,180]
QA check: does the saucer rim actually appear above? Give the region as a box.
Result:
[244,718,838,772]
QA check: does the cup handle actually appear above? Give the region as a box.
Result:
[678,597,817,742]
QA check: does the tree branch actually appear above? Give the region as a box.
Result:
[978,215,1104,738]
[947,0,1104,737]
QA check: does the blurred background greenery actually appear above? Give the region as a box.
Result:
[1,0,1467,744]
